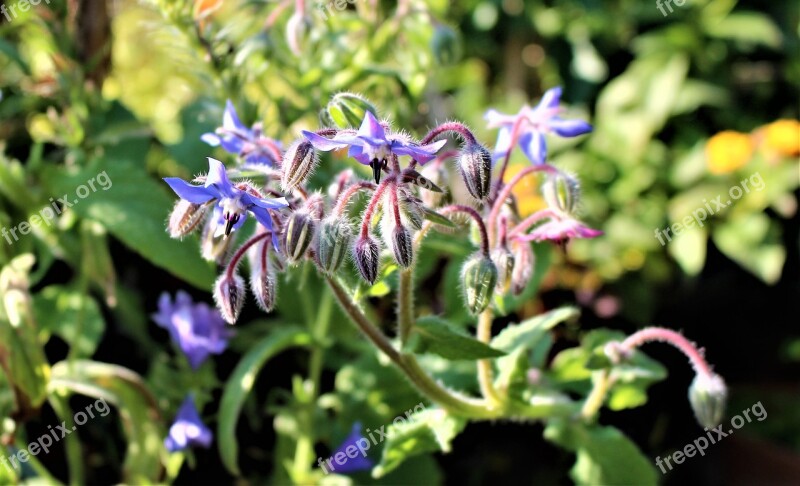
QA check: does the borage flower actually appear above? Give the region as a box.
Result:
[514,216,603,244]
[201,100,283,167]
[321,422,373,474]
[151,291,232,369]
[164,157,288,248]
[302,111,447,183]
[165,396,213,453]
[485,86,592,165]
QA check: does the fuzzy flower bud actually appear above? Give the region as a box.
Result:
[248,239,277,313]
[461,253,497,314]
[491,246,515,293]
[213,273,245,324]
[281,140,318,191]
[353,235,380,285]
[168,200,209,238]
[316,217,352,274]
[542,171,581,215]
[397,187,424,231]
[389,225,413,268]
[284,211,316,263]
[458,143,492,201]
[688,372,728,428]
[326,92,379,129]
[201,217,234,265]
[510,240,534,296]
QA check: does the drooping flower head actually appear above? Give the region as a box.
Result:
[485,86,592,165]
[164,396,213,453]
[302,111,447,183]
[164,157,288,248]
[201,100,283,167]
[152,290,232,369]
[330,422,373,474]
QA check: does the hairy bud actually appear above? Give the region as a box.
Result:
[201,216,234,264]
[510,240,534,296]
[389,225,413,268]
[458,143,492,200]
[491,246,515,293]
[327,92,379,129]
[168,200,209,238]
[284,211,316,263]
[461,253,497,314]
[213,273,245,324]
[689,373,728,428]
[353,235,381,284]
[248,239,277,313]
[543,171,581,215]
[397,187,424,230]
[316,217,352,274]
[281,140,318,191]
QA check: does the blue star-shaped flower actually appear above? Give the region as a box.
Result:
[201,100,283,167]
[151,291,232,369]
[484,86,592,165]
[164,157,288,248]
[302,111,446,183]
[164,396,213,453]
[331,422,374,474]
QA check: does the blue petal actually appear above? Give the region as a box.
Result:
[347,143,372,165]
[538,86,563,110]
[302,130,351,151]
[519,130,547,165]
[164,177,218,204]
[392,139,446,165]
[218,135,244,154]
[247,195,289,210]
[331,423,374,474]
[357,111,386,142]
[548,118,593,137]
[249,205,281,250]
[223,100,246,132]
[205,157,235,198]
[201,133,221,146]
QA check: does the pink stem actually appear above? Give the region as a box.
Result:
[508,209,557,238]
[420,122,477,145]
[360,177,393,238]
[334,181,376,216]
[487,164,558,245]
[440,205,490,256]
[225,232,271,279]
[620,327,714,377]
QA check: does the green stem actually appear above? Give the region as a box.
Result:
[48,394,84,486]
[580,370,612,420]
[476,310,503,407]
[398,269,414,345]
[325,276,498,419]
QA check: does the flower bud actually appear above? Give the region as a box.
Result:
[281,140,318,191]
[389,225,413,268]
[542,171,581,215]
[458,143,492,201]
[213,273,245,324]
[353,235,380,284]
[326,92,378,129]
[397,187,424,231]
[316,217,352,274]
[461,253,497,314]
[688,372,727,428]
[248,239,278,312]
[430,24,462,66]
[284,211,316,263]
[510,240,534,296]
[491,246,515,293]
[168,200,209,238]
[201,216,234,264]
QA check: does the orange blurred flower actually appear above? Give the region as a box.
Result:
[762,119,800,157]
[705,130,754,175]
[194,0,223,24]
[504,163,546,217]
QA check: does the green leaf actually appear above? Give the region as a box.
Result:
[704,12,782,48]
[41,158,216,290]
[713,213,785,284]
[373,409,466,478]
[404,316,505,360]
[421,206,454,227]
[544,421,658,486]
[33,285,105,359]
[218,327,312,476]
[48,360,165,483]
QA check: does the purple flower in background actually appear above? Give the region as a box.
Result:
[484,86,592,165]
[515,216,602,243]
[302,111,446,183]
[201,100,283,167]
[325,422,373,474]
[164,157,288,247]
[152,290,232,369]
[164,396,213,452]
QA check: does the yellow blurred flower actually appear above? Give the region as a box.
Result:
[705,130,754,174]
[504,163,546,217]
[762,119,800,157]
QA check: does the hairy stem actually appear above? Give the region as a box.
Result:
[439,204,490,256]
[398,269,414,345]
[477,310,503,407]
[580,370,612,420]
[619,327,714,377]
[487,164,558,246]
[419,122,477,146]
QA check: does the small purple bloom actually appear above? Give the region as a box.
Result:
[331,422,373,474]
[202,100,283,167]
[484,86,592,165]
[515,216,602,243]
[302,111,446,183]
[152,290,232,369]
[164,157,288,248]
[164,396,213,453]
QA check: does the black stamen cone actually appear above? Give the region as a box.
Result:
[370,159,385,184]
